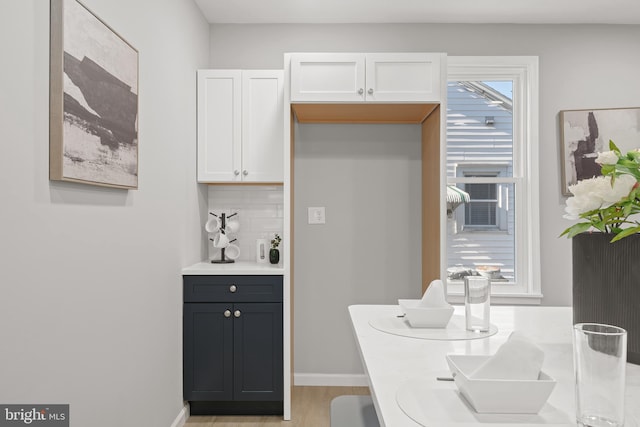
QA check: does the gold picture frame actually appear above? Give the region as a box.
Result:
[50,0,139,189]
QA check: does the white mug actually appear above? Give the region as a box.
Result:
[225,219,240,234]
[205,216,221,233]
[225,243,241,260]
[213,231,230,248]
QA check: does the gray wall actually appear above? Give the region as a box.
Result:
[0,0,209,425]
[209,23,640,380]
[294,123,422,377]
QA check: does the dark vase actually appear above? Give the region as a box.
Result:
[573,232,640,365]
[269,248,280,265]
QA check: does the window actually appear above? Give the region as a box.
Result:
[465,179,498,227]
[445,57,540,303]
[463,171,500,228]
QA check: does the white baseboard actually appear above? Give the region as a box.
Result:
[294,373,369,387]
[170,404,189,427]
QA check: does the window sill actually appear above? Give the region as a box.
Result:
[447,292,543,305]
[457,228,509,234]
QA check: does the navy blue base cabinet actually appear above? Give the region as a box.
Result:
[183,275,283,415]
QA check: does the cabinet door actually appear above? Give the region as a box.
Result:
[184,303,233,401]
[365,53,442,102]
[197,70,242,182]
[241,71,284,182]
[233,303,283,401]
[290,53,365,102]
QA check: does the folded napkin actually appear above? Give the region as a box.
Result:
[470,331,545,380]
[419,279,449,307]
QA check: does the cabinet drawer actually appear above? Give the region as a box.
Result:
[184,275,283,303]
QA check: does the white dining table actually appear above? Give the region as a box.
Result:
[348,304,640,427]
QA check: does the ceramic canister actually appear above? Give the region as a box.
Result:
[256,239,268,264]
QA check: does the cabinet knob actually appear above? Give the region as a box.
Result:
[229,284,237,293]
[234,310,241,318]
[242,170,248,176]
[358,88,364,95]
[368,88,374,95]
[234,170,240,176]
[224,309,231,318]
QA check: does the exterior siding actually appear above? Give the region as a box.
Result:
[446,82,515,281]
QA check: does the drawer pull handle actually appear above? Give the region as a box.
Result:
[224,310,231,318]
[234,310,241,318]
[229,285,237,293]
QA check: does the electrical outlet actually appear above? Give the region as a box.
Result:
[308,207,326,224]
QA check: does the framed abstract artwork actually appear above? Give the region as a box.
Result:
[560,107,640,196]
[50,0,139,189]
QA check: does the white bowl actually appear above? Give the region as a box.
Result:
[397,299,454,328]
[445,354,556,414]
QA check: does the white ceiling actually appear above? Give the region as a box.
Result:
[194,0,640,24]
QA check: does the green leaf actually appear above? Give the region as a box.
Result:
[627,151,640,161]
[609,140,621,153]
[600,164,615,176]
[623,202,633,217]
[560,223,593,239]
[618,159,637,168]
[610,226,640,242]
[614,165,640,180]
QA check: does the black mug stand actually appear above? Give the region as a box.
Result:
[210,212,238,264]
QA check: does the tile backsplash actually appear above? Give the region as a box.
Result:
[207,186,284,263]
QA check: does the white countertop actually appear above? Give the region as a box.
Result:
[349,304,640,427]
[182,261,285,275]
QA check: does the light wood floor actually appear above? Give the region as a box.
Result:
[185,386,370,427]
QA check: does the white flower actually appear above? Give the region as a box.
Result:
[563,175,636,220]
[561,143,640,241]
[600,174,636,205]
[595,151,619,165]
[564,177,606,220]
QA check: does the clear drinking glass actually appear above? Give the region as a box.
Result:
[464,276,490,332]
[573,323,627,427]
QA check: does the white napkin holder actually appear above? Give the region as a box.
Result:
[398,299,454,328]
[398,279,454,328]
[445,354,556,414]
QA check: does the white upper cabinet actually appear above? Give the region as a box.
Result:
[290,53,365,102]
[290,53,443,103]
[198,70,241,182]
[365,53,441,102]
[241,70,284,182]
[197,69,284,183]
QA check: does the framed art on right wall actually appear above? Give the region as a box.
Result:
[560,107,640,196]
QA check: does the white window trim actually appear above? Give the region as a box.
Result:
[445,56,541,305]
